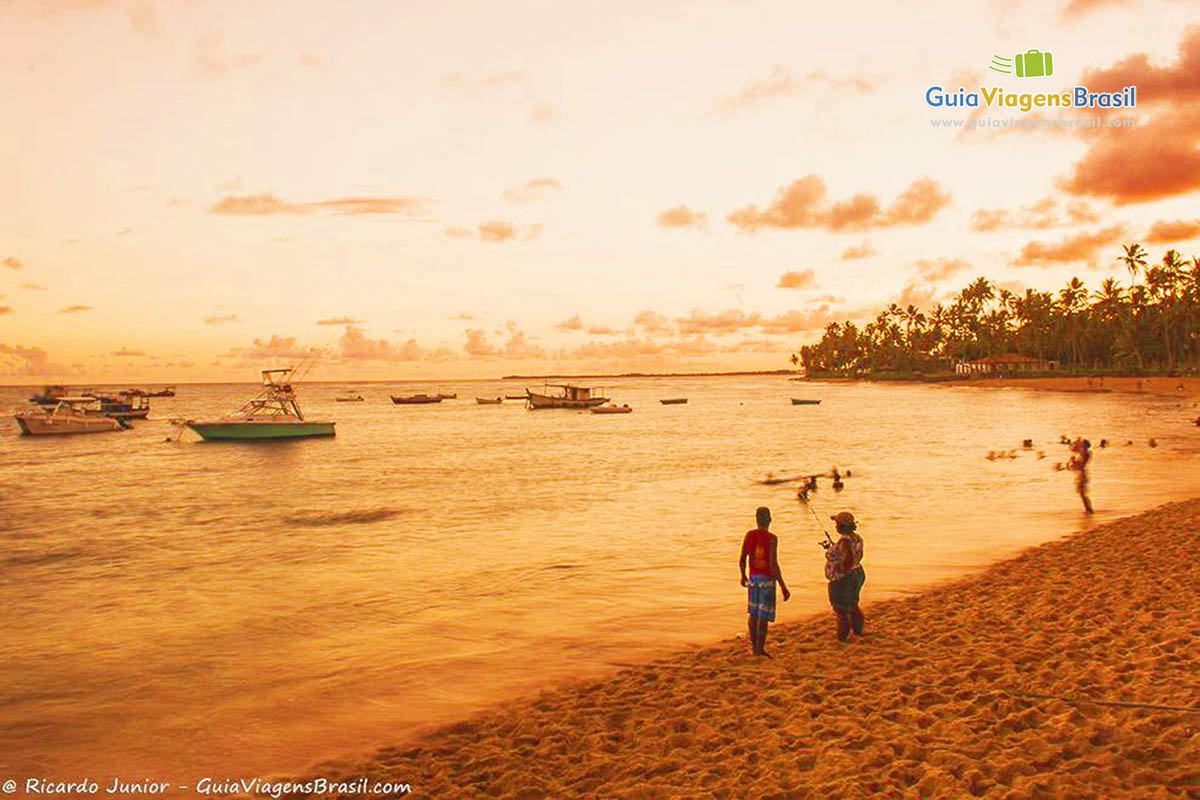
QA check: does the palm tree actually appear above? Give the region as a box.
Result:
[1118,243,1148,287]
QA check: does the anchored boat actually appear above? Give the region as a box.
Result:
[791,398,822,405]
[181,369,335,441]
[526,384,609,410]
[476,397,503,405]
[660,398,688,405]
[591,404,632,414]
[93,393,151,420]
[391,394,442,404]
[335,390,365,402]
[14,398,125,436]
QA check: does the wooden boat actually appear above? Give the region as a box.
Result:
[791,398,822,405]
[476,397,503,405]
[660,398,688,405]
[335,390,365,402]
[180,369,335,441]
[91,393,150,420]
[505,393,527,400]
[526,384,608,410]
[29,385,90,405]
[391,394,442,404]
[591,404,632,414]
[14,398,124,435]
[437,392,457,400]
[126,386,175,397]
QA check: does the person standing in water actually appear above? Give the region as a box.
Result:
[824,512,865,642]
[1069,438,1094,514]
[739,506,790,657]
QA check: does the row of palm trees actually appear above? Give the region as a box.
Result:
[794,245,1200,375]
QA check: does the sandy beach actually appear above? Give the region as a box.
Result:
[279,500,1200,799]
[957,376,1200,401]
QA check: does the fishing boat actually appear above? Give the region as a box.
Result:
[476,397,503,405]
[180,369,335,441]
[335,390,365,402]
[660,398,688,405]
[437,392,457,400]
[92,393,151,420]
[391,394,442,405]
[126,386,176,398]
[505,393,527,400]
[791,398,822,405]
[526,384,609,410]
[29,385,88,405]
[591,404,632,414]
[14,398,124,435]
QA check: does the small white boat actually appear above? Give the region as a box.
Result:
[591,404,632,414]
[476,397,503,405]
[335,390,364,402]
[14,398,125,436]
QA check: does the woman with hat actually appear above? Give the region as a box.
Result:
[824,511,865,642]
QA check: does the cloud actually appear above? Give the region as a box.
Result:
[1013,225,1127,267]
[1059,30,1200,204]
[194,34,262,77]
[714,66,879,113]
[59,305,93,313]
[634,310,672,334]
[727,175,950,232]
[463,326,546,359]
[444,226,473,239]
[1062,0,1135,17]
[317,316,364,326]
[0,307,11,315]
[209,193,432,216]
[503,178,562,201]
[300,52,322,68]
[586,325,618,335]
[555,314,584,331]
[530,102,559,124]
[676,309,762,335]
[970,198,1101,233]
[840,241,875,260]
[479,220,517,242]
[3,257,21,269]
[1145,219,1200,244]
[447,312,478,321]
[203,313,240,325]
[914,258,971,282]
[0,343,66,377]
[20,283,46,291]
[439,70,524,90]
[656,205,708,229]
[895,281,938,310]
[337,327,451,362]
[776,269,816,290]
[757,307,846,334]
[225,335,324,360]
[112,347,145,357]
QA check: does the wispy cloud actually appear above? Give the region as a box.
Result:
[447,312,478,321]
[112,347,146,357]
[530,102,559,125]
[0,343,66,377]
[970,197,1099,231]
[209,193,432,217]
[337,327,454,362]
[439,70,524,90]
[715,66,881,112]
[1013,225,1127,267]
[656,205,707,229]
[224,335,323,360]
[448,220,543,243]
[194,34,263,78]
[727,176,951,232]
[776,269,816,290]
[2,257,21,269]
[1145,218,1200,243]
[840,241,876,260]
[317,316,364,326]
[203,313,240,325]
[21,283,47,291]
[463,324,545,359]
[58,305,93,313]
[503,178,562,201]
[914,258,971,282]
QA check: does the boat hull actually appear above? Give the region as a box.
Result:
[391,395,442,404]
[476,398,503,405]
[791,399,822,405]
[591,406,632,414]
[660,398,688,405]
[15,414,123,435]
[526,392,609,409]
[186,421,336,441]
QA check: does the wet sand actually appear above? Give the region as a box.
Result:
[956,375,1200,400]
[283,499,1200,798]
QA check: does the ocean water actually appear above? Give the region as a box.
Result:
[1,376,1198,784]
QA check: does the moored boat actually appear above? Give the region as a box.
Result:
[92,393,151,420]
[526,384,608,410]
[437,392,457,400]
[791,398,822,405]
[14,398,125,435]
[391,394,442,404]
[335,390,365,402]
[180,369,335,441]
[505,393,527,400]
[591,404,632,414]
[476,397,503,405]
[29,385,89,405]
[660,398,688,405]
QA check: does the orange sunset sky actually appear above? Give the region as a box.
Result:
[1,0,1198,382]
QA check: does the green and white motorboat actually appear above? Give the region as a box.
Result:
[180,369,335,441]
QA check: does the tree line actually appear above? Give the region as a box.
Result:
[794,245,1200,375]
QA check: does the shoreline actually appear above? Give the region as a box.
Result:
[808,374,1200,401]
[281,499,1200,798]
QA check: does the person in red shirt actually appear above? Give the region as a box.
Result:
[739,506,791,657]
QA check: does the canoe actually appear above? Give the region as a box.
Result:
[660,398,688,405]
[476,397,503,405]
[391,395,442,404]
[791,399,822,405]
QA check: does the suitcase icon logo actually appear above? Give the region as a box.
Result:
[988,49,1054,78]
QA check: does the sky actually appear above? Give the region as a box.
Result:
[1,0,1198,382]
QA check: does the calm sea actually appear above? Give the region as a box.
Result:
[1,376,1197,784]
